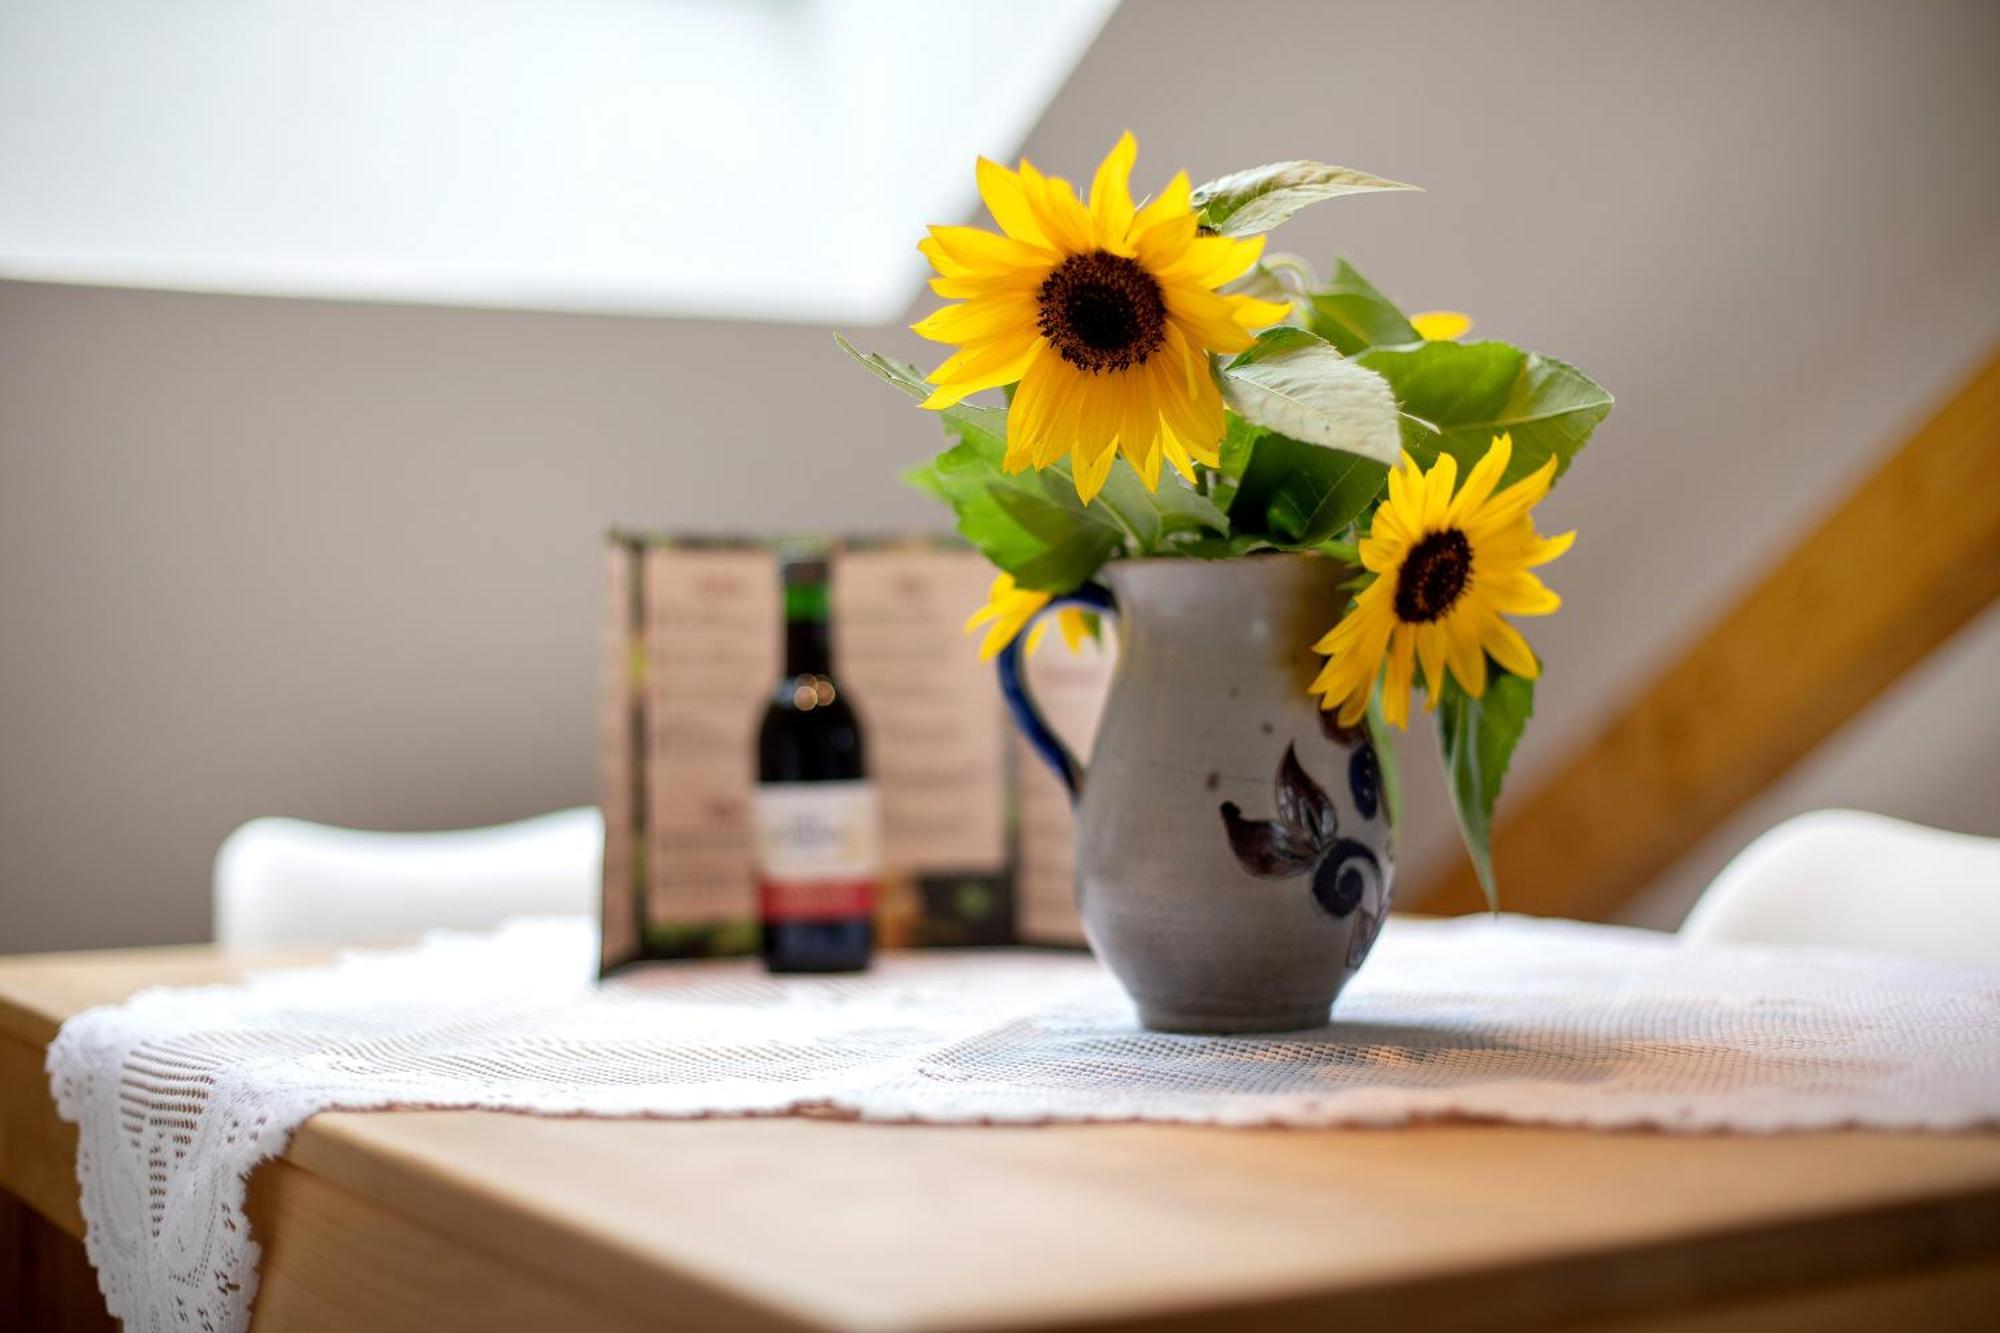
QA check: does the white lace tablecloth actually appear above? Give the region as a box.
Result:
[47,915,2000,1332]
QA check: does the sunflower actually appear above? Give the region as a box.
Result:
[1310,434,1573,729]
[964,573,1094,662]
[913,132,1290,503]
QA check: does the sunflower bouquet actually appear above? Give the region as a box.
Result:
[839,134,1610,900]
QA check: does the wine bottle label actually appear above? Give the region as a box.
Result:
[752,780,882,921]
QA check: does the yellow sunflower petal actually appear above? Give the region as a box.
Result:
[1056,608,1093,654]
[1384,454,1418,521]
[1381,628,1417,729]
[1482,573,1562,616]
[1161,436,1199,483]
[910,297,1036,345]
[924,224,1046,276]
[965,573,1053,662]
[1113,371,1154,460]
[1410,310,1472,341]
[1479,610,1541,679]
[1158,415,1218,478]
[1415,623,1449,705]
[1148,324,1224,449]
[1366,488,1416,551]
[1072,439,1118,504]
[1226,292,1294,331]
[921,340,1040,408]
[1176,424,1220,468]
[1419,451,1458,532]
[1179,334,1229,433]
[1130,438,1164,490]
[1445,433,1512,525]
[1072,379,1122,470]
[1005,357,1062,471]
[917,234,963,276]
[1168,282,1256,352]
[1444,615,1488,698]
[1311,644,1368,718]
[1088,130,1138,243]
[976,156,1051,249]
[1130,170,1193,237]
[980,619,1023,662]
[1468,452,1560,530]
[919,380,979,411]
[1031,370,1083,469]
[1526,529,1576,567]
[1020,166,1094,254]
[1160,232,1265,288]
[928,269,1044,300]
[1134,207,1199,270]
[1311,581,1395,722]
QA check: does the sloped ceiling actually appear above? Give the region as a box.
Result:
[0,0,1118,323]
[1005,0,2000,907]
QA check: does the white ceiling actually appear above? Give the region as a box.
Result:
[0,0,1118,323]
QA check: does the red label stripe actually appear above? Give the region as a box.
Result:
[758,878,876,922]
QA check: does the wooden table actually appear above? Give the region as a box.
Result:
[3,944,1997,1332]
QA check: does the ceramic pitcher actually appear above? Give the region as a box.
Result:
[999,554,1394,1032]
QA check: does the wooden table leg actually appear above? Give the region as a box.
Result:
[1,1190,115,1333]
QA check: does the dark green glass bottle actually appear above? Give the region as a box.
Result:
[753,555,879,972]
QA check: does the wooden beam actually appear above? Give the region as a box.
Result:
[1415,347,2000,919]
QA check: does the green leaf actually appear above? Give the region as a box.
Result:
[1217,412,1261,480]
[837,333,1009,454]
[1172,532,1282,560]
[839,333,1229,581]
[837,333,932,399]
[1356,340,1613,486]
[1223,324,1318,367]
[1094,465,1230,554]
[1227,430,1387,544]
[839,334,1197,587]
[1220,328,1402,464]
[1201,413,1265,512]
[932,438,1123,592]
[1306,259,1421,355]
[1190,161,1419,237]
[899,460,949,501]
[1223,260,1298,306]
[1436,670,1535,910]
[1317,537,1361,568]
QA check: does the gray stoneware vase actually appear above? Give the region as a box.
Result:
[998,554,1395,1033]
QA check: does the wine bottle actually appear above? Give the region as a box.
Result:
[753,553,880,972]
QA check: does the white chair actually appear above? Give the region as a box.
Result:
[1680,809,2000,968]
[214,807,603,947]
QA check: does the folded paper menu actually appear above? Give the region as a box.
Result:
[599,535,1111,974]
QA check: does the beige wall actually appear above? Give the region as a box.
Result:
[4,0,1998,951]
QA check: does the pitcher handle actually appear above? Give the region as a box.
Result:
[995,581,1116,805]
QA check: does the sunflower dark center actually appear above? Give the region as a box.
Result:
[1037,249,1167,373]
[1395,528,1473,623]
